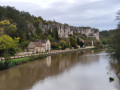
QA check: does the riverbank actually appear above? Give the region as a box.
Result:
[0,47,94,70]
[0,46,94,61]
[0,54,47,70]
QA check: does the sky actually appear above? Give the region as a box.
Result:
[0,0,120,31]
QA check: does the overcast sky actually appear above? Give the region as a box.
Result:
[1,0,120,30]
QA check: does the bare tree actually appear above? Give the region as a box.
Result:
[116,10,120,28]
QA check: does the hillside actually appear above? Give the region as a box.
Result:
[0,6,99,42]
[99,30,116,45]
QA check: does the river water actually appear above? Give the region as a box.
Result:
[0,50,119,90]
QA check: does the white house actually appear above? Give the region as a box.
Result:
[39,39,51,51]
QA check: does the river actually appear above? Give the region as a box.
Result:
[0,50,119,90]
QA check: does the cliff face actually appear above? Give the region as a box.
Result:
[37,22,99,39]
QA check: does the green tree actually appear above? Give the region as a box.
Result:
[77,38,84,47]
[52,27,59,40]
[0,20,17,37]
[47,35,55,42]
[0,27,4,36]
[20,41,30,50]
[58,46,62,50]
[0,35,17,55]
[60,40,67,50]
[109,29,120,59]
[51,42,58,49]
[94,40,102,49]
[108,10,120,60]
[69,36,77,48]
[14,37,20,43]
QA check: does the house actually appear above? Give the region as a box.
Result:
[27,39,51,53]
[27,42,45,53]
[39,39,51,51]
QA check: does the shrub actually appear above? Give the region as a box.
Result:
[29,55,36,61]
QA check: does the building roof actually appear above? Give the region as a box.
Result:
[32,42,43,47]
[39,40,47,43]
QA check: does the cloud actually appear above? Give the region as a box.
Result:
[0,0,120,30]
[89,0,103,2]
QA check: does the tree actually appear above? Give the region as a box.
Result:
[109,29,120,59]
[108,10,120,60]
[0,20,17,37]
[94,40,102,49]
[77,38,84,47]
[52,27,59,40]
[51,42,58,49]
[60,40,67,50]
[20,41,30,50]
[69,36,77,48]
[107,10,120,79]
[47,35,55,42]
[0,27,4,36]
[0,35,17,55]
[14,37,20,43]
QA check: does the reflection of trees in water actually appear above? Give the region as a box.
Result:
[108,51,120,89]
[77,50,100,65]
[109,60,120,89]
[109,60,120,79]
[0,52,80,90]
[109,53,120,79]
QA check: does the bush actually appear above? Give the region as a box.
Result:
[51,42,58,49]
[29,55,36,61]
[94,40,102,49]
[0,61,5,70]
[58,46,62,50]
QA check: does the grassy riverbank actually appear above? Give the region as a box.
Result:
[0,47,94,70]
[0,54,47,70]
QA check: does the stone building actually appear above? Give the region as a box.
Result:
[27,39,51,53]
[27,42,45,53]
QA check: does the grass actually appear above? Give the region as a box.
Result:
[0,54,47,70]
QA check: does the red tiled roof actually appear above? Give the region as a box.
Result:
[32,42,43,47]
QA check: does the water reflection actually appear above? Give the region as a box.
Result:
[108,60,120,89]
[0,50,119,90]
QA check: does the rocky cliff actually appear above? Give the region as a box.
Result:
[37,22,99,39]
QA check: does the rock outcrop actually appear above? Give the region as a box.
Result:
[38,22,99,39]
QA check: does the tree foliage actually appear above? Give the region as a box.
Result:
[47,35,55,42]
[0,20,17,37]
[77,38,84,47]
[0,35,17,55]
[69,36,77,48]
[94,40,102,49]
[100,30,116,45]
[108,10,120,60]
[51,42,58,49]
[60,40,67,50]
